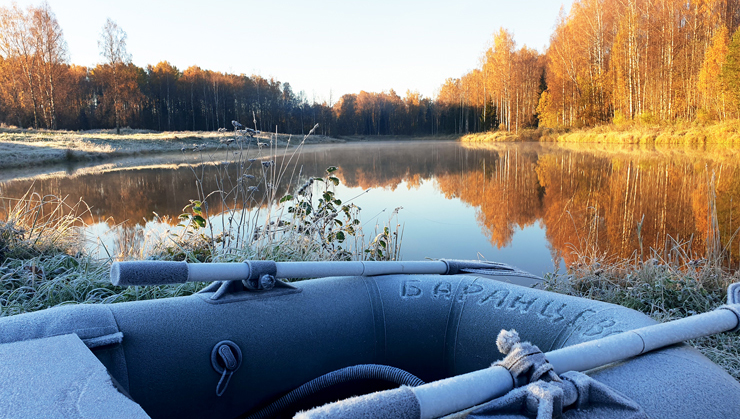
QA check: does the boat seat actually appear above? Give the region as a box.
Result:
[0,303,130,392]
[0,333,148,419]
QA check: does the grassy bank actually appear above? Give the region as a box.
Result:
[546,250,740,379]
[461,120,740,146]
[556,120,740,145]
[460,136,740,164]
[460,128,560,143]
[338,134,462,142]
[0,126,341,170]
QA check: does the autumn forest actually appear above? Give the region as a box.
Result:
[6,1,740,137]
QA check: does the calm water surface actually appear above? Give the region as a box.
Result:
[2,141,740,277]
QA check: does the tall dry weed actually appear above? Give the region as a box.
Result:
[150,123,402,263]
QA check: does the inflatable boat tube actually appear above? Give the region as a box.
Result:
[1,273,739,418]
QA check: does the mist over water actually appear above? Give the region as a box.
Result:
[2,141,739,277]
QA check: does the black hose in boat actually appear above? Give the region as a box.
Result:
[246,364,425,419]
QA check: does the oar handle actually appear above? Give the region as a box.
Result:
[110,261,275,286]
[110,260,530,287]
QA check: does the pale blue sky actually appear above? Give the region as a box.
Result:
[14,0,573,102]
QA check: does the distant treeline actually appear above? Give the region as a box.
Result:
[0,58,453,136]
[7,1,740,137]
[0,4,461,136]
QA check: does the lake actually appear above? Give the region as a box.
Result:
[2,140,739,277]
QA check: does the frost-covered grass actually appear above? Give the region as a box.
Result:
[545,243,740,380]
[0,190,401,317]
[0,126,339,169]
[0,192,182,317]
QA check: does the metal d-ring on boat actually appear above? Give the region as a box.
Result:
[0,260,739,419]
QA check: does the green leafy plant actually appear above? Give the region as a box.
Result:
[281,166,363,260]
[364,207,403,261]
[179,200,208,229]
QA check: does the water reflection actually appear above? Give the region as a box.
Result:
[2,141,739,275]
[528,144,740,268]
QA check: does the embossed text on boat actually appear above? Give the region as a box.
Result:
[399,279,622,338]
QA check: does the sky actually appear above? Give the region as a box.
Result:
[13,0,574,103]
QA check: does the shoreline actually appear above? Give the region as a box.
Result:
[7,121,740,170]
[461,120,740,146]
[0,128,462,170]
[0,127,344,170]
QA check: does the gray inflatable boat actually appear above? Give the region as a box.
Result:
[1,259,739,419]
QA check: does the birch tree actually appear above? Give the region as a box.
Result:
[30,2,67,129]
[0,4,41,127]
[98,18,131,133]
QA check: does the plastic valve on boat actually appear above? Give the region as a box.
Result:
[211,340,243,397]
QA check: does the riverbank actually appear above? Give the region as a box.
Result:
[460,136,740,164]
[546,251,740,379]
[460,128,560,142]
[337,134,462,142]
[461,120,740,146]
[13,121,740,171]
[0,127,342,170]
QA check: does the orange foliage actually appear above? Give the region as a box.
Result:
[437,29,544,134]
[540,0,740,126]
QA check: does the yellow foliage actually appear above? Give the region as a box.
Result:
[698,26,731,120]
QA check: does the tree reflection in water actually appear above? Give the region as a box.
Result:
[2,141,739,273]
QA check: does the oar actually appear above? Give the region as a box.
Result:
[110,259,541,287]
[296,284,740,419]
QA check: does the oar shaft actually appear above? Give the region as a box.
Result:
[412,366,514,419]
[110,259,520,286]
[111,260,452,286]
[547,306,740,374]
[275,261,449,278]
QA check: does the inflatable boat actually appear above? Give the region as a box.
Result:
[1,259,740,419]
